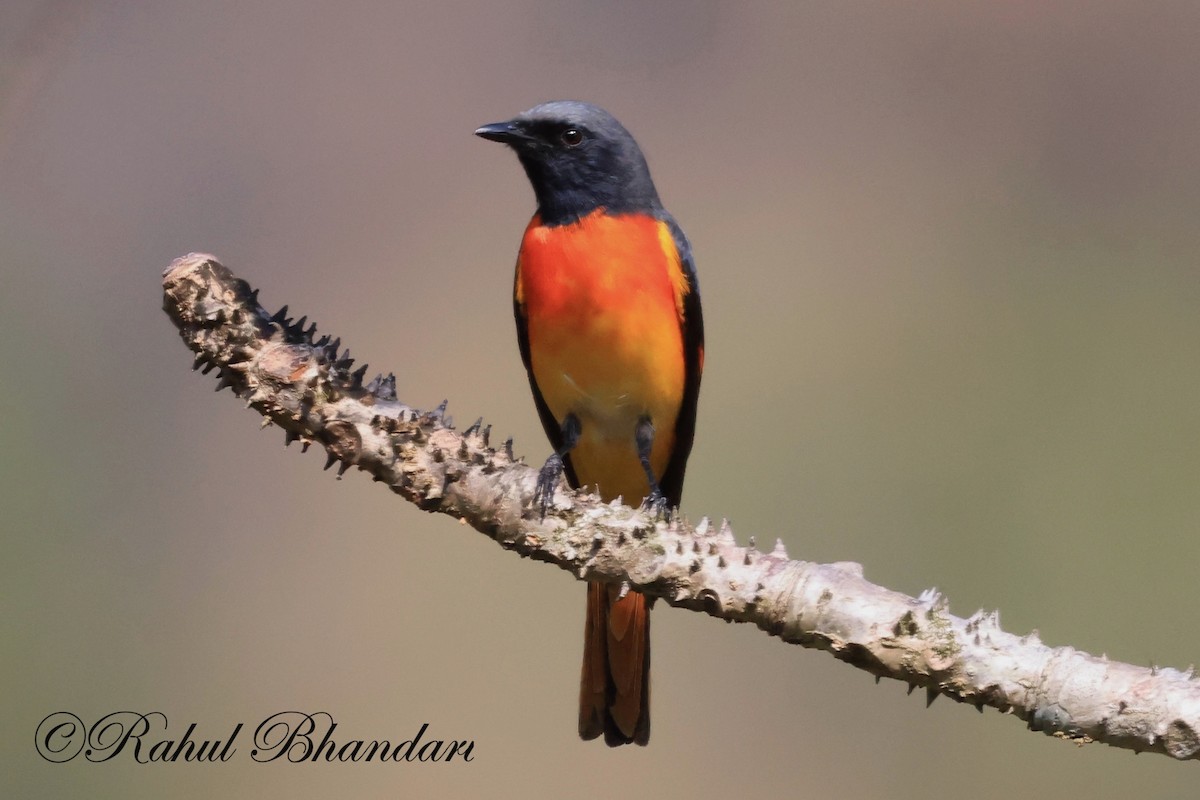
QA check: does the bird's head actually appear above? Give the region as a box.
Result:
[475,100,661,225]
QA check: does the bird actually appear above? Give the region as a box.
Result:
[476,101,704,746]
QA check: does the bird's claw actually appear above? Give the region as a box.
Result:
[532,454,565,519]
[641,488,671,521]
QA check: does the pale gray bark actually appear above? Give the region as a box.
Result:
[162,252,1200,761]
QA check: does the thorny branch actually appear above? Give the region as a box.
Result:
[162,252,1200,761]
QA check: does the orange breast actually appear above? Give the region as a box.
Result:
[516,210,688,503]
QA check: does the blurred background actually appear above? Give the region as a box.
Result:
[3,1,1199,797]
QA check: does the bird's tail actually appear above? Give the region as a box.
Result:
[579,581,650,746]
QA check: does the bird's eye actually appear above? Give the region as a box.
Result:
[560,128,584,147]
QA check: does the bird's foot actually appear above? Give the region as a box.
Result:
[641,488,671,521]
[532,454,565,519]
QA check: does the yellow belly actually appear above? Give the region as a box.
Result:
[531,315,682,503]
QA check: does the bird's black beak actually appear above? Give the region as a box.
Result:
[474,120,533,146]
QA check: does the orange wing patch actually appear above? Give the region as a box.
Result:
[656,220,692,320]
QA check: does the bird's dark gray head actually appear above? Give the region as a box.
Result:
[475,101,661,226]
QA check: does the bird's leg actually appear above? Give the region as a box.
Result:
[533,412,580,518]
[635,416,669,519]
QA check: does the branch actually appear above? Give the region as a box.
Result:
[162,252,1200,761]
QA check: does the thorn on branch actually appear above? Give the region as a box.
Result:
[376,373,397,401]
